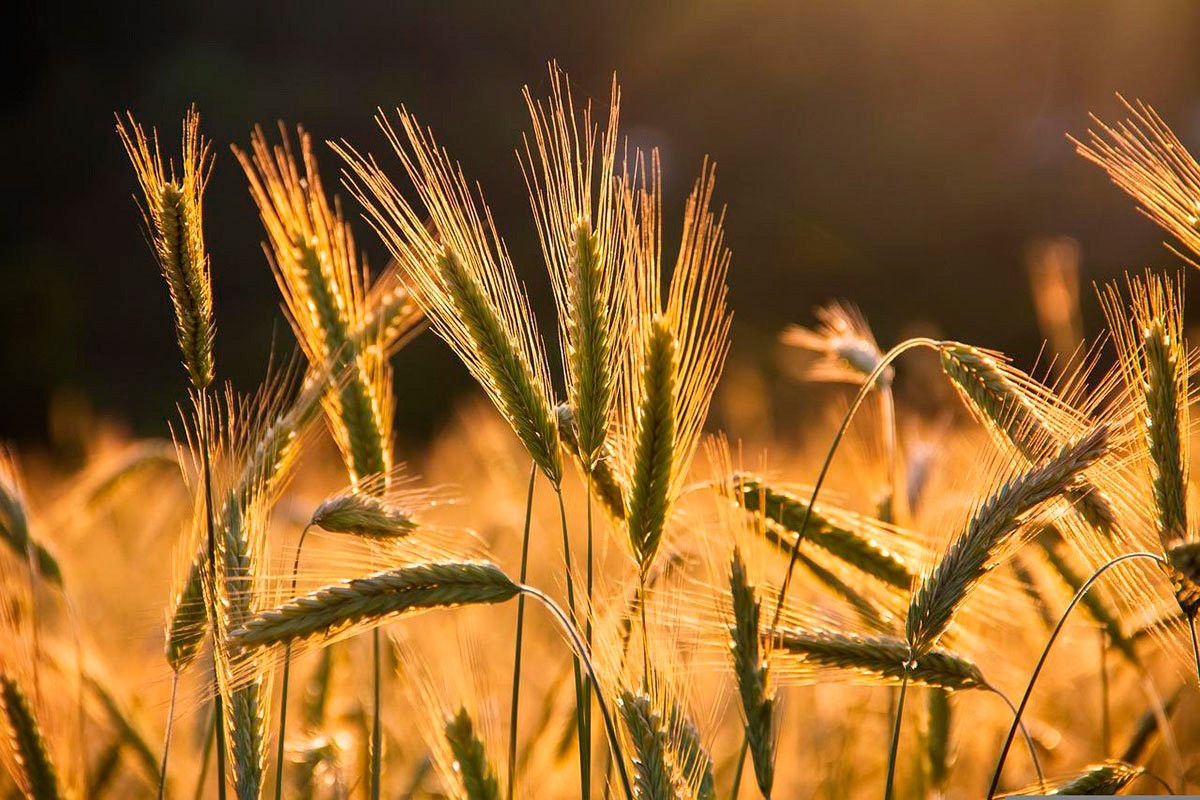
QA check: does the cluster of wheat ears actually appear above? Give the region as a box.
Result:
[3,69,1200,799]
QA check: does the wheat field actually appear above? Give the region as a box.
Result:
[2,67,1200,799]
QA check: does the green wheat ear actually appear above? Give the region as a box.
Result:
[0,674,62,800]
[625,318,677,572]
[729,548,775,798]
[444,707,501,800]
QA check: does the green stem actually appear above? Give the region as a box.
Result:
[275,524,313,800]
[584,476,594,800]
[768,338,938,632]
[987,552,1165,798]
[638,571,650,691]
[519,586,634,800]
[371,627,382,800]
[556,488,588,800]
[883,668,910,800]
[1100,629,1110,756]
[729,737,748,799]
[199,390,227,800]
[193,705,216,800]
[506,464,537,800]
[156,671,180,800]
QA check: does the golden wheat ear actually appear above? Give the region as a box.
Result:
[1002,759,1143,797]
[334,111,562,485]
[117,108,215,390]
[521,65,624,473]
[236,125,394,489]
[781,301,892,387]
[617,156,732,573]
[906,425,1110,657]
[1074,96,1200,265]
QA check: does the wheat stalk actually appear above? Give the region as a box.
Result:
[230,561,519,650]
[116,109,215,390]
[906,425,1109,656]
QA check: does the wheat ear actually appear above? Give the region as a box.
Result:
[773,628,987,691]
[1073,96,1200,262]
[0,452,63,587]
[729,548,774,798]
[445,707,501,800]
[117,109,215,389]
[0,673,61,800]
[334,112,562,485]
[1001,759,1143,797]
[737,477,911,589]
[616,692,673,800]
[939,343,1116,535]
[230,561,519,650]
[236,125,393,485]
[557,403,626,519]
[906,425,1109,656]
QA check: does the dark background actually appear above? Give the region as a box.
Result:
[6,1,1200,452]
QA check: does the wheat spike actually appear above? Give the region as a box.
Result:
[939,343,1116,536]
[616,691,673,800]
[781,301,893,386]
[0,451,62,587]
[117,108,215,389]
[335,111,562,485]
[773,628,987,691]
[736,476,912,590]
[556,403,626,519]
[1001,759,1143,797]
[230,561,519,650]
[617,156,731,572]
[522,66,624,471]
[237,125,393,487]
[311,490,417,539]
[1073,96,1200,263]
[444,707,501,800]
[0,674,61,800]
[906,425,1109,656]
[729,548,775,798]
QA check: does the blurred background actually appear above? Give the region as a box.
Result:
[6,0,1200,457]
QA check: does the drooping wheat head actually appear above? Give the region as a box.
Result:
[237,126,394,488]
[938,343,1117,536]
[1074,96,1200,264]
[1001,759,1143,797]
[906,425,1110,656]
[117,108,215,390]
[618,155,732,572]
[230,561,520,652]
[522,66,624,474]
[309,468,446,539]
[781,301,893,387]
[335,111,561,485]
[556,404,626,519]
